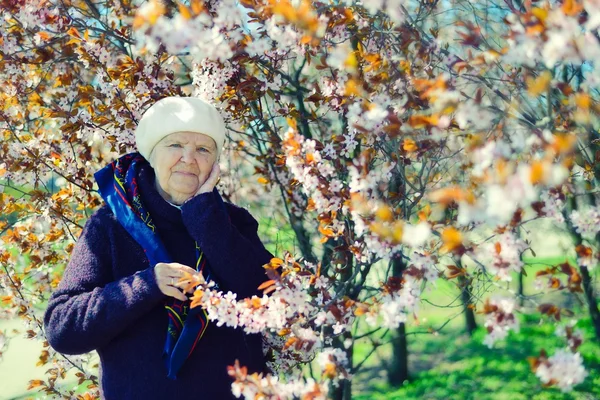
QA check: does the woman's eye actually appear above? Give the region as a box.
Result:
[169,144,182,148]
[196,147,208,153]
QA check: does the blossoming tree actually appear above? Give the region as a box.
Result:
[1,0,599,398]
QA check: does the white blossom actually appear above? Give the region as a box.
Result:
[535,350,588,392]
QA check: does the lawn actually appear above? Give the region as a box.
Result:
[353,319,600,400]
[349,255,600,400]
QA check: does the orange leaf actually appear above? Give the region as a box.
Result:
[190,0,204,15]
[562,0,584,16]
[549,277,562,289]
[418,204,431,222]
[264,257,284,270]
[440,227,462,254]
[527,71,552,96]
[429,187,475,205]
[446,264,465,279]
[178,2,192,19]
[344,78,362,96]
[575,93,590,110]
[66,27,81,39]
[408,114,439,129]
[531,7,548,22]
[283,337,298,350]
[28,380,45,390]
[527,356,541,371]
[257,279,276,291]
[278,328,291,336]
[344,51,358,70]
[262,285,277,295]
[575,244,592,258]
[375,205,394,222]
[550,133,576,155]
[413,77,447,99]
[286,117,298,130]
[538,303,561,320]
[530,161,546,184]
[318,225,335,237]
[175,271,203,294]
[133,0,165,28]
[354,304,369,316]
[392,221,404,244]
[189,289,205,308]
[323,363,337,379]
[37,31,52,41]
[1,295,12,306]
[403,138,418,152]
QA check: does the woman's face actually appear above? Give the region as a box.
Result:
[150,131,218,205]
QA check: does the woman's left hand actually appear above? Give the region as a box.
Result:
[195,162,220,196]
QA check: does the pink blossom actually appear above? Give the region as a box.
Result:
[483,296,520,348]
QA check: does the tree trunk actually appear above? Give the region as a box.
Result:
[454,257,477,336]
[517,268,525,307]
[389,321,409,386]
[329,378,352,400]
[289,213,317,263]
[458,274,477,336]
[329,249,354,400]
[581,265,600,341]
[517,228,526,307]
[329,333,353,400]
[563,196,600,342]
[388,255,410,386]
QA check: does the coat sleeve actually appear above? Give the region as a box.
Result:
[180,189,273,299]
[43,208,165,355]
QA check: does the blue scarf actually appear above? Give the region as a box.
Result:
[95,153,214,379]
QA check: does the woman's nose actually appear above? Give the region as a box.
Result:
[181,147,195,163]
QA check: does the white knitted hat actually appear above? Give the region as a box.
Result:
[135,96,226,160]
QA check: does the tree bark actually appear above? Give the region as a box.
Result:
[581,265,600,341]
[388,255,410,386]
[517,268,525,307]
[563,196,600,342]
[289,213,317,264]
[458,274,477,336]
[389,321,409,386]
[329,334,353,400]
[329,251,355,400]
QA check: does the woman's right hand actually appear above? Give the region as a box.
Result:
[154,262,198,301]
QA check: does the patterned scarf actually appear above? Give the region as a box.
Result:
[95,152,214,379]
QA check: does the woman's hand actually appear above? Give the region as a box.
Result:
[195,162,220,195]
[154,262,198,301]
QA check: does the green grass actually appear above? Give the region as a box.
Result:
[353,319,600,400]
[257,215,299,256]
[349,256,600,400]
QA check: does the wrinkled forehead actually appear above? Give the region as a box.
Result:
[161,131,217,148]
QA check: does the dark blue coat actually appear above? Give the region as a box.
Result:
[44,163,271,399]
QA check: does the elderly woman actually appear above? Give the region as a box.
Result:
[44,97,272,399]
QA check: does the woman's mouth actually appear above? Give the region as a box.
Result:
[174,171,196,176]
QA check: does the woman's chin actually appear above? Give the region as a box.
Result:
[164,187,197,204]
